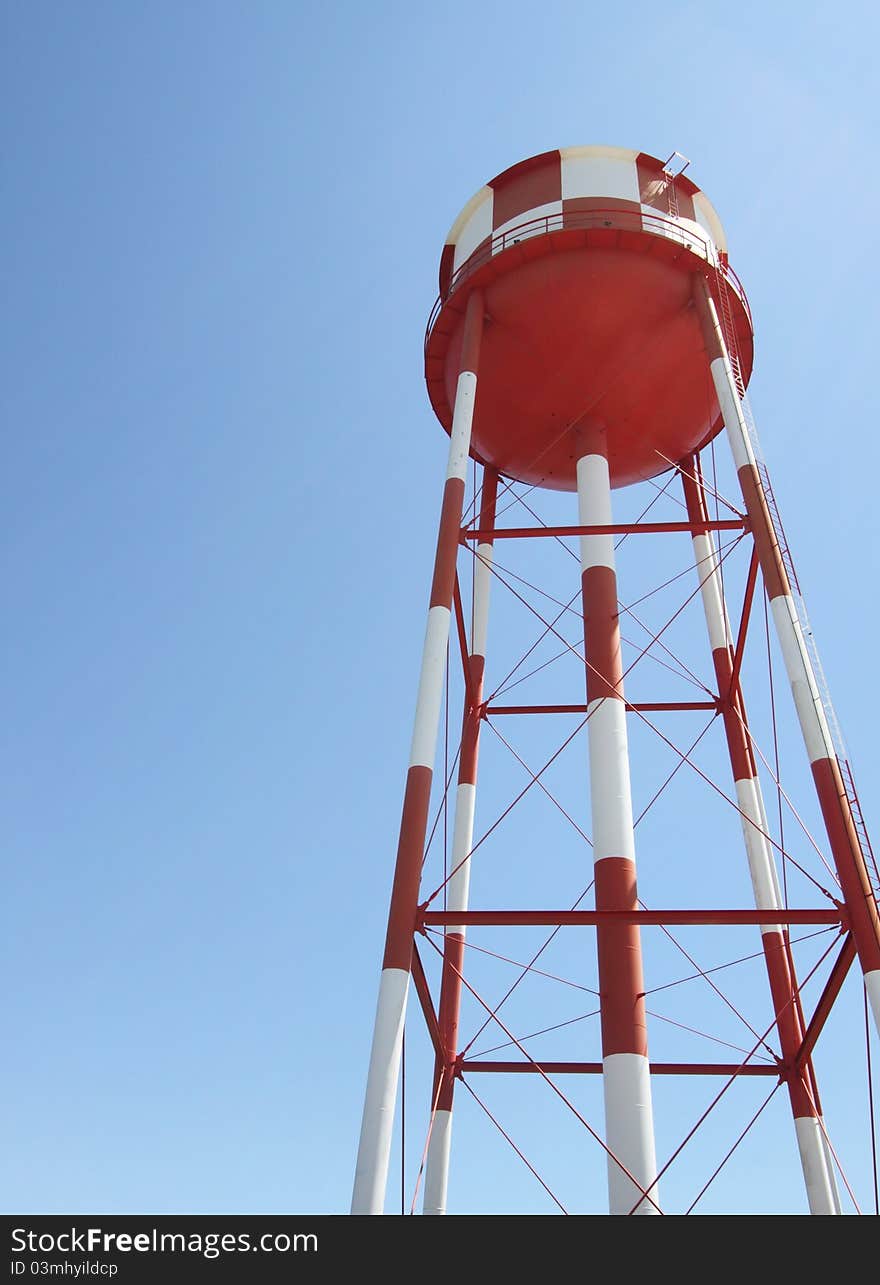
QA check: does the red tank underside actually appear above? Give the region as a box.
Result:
[424,228,754,491]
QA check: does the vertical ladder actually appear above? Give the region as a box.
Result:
[713,261,746,397]
[713,259,799,592]
[840,757,880,897]
[755,460,801,594]
[661,150,690,223]
[713,264,879,903]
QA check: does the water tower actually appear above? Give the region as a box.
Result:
[352,147,880,1214]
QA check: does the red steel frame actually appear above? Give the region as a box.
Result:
[394,447,875,1213]
[354,246,880,1213]
[437,493,848,952]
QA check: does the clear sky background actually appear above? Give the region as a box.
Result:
[2,1,878,1215]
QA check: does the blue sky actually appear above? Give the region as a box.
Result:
[2,1,878,1214]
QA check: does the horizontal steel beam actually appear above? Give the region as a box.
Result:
[462,519,746,542]
[421,908,844,928]
[460,1060,779,1077]
[486,700,719,716]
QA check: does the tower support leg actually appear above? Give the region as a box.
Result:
[351,290,484,1214]
[682,456,840,1215]
[694,276,880,1036]
[422,467,498,1215]
[577,426,660,1215]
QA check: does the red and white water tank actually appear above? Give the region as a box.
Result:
[425,145,753,490]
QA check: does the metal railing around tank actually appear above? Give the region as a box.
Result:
[424,206,753,352]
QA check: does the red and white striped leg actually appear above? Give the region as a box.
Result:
[578,429,660,1215]
[351,290,485,1214]
[682,459,839,1215]
[694,277,880,1037]
[423,467,498,1216]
